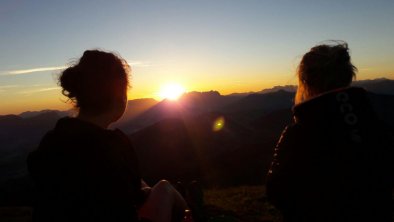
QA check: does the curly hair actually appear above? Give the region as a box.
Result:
[295,41,357,104]
[59,50,131,115]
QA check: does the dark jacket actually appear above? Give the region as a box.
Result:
[27,117,144,222]
[266,87,393,222]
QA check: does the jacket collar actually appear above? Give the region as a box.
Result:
[293,87,368,126]
[54,117,105,135]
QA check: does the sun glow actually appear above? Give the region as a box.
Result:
[158,83,186,101]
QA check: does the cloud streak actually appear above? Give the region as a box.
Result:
[18,87,60,95]
[1,66,67,76]
[0,85,19,89]
[1,60,153,76]
[126,60,158,68]
[0,85,19,93]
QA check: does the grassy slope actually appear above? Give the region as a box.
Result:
[0,186,280,222]
[204,186,282,222]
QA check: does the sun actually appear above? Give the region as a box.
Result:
[159,83,186,101]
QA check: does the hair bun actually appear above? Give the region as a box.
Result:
[59,66,79,99]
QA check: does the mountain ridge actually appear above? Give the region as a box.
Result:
[2,78,393,119]
[1,78,394,203]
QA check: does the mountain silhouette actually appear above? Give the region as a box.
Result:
[252,109,293,132]
[111,98,158,130]
[120,91,241,134]
[129,112,265,187]
[1,79,394,205]
[18,109,71,119]
[221,90,294,126]
[352,78,394,95]
[129,118,199,184]
[225,78,394,97]
[223,90,294,114]
[0,111,61,205]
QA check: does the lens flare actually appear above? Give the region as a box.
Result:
[212,116,225,132]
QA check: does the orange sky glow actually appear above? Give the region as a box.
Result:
[1,1,394,115]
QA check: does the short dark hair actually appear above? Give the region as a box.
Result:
[59,50,130,114]
[296,41,357,104]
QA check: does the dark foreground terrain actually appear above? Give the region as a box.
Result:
[0,186,279,222]
[1,185,393,222]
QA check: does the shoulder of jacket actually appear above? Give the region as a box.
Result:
[36,130,57,150]
[275,123,305,148]
[279,123,300,138]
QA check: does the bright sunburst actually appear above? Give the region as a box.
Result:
[158,83,186,101]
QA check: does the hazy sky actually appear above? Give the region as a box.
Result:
[1,0,394,114]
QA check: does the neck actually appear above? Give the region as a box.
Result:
[77,111,113,129]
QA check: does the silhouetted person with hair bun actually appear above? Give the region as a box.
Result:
[27,50,187,222]
[266,42,393,222]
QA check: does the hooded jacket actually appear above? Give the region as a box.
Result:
[266,87,393,222]
[27,117,143,222]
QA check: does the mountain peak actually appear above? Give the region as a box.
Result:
[181,90,221,98]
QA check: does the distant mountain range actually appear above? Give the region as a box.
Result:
[352,78,394,95]
[227,78,394,97]
[1,78,394,205]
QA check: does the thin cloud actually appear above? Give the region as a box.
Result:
[126,60,156,68]
[1,66,67,75]
[358,67,373,72]
[1,61,153,76]
[18,87,60,95]
[0,85,19,94]
[0,85,19,89]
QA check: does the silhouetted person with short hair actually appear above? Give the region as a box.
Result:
[266,42,393,222]
[27,50,187,222]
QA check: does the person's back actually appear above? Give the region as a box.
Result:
[28,117,142,222]
[266,42,393,221]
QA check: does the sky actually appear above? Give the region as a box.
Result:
[1,0,394,115]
